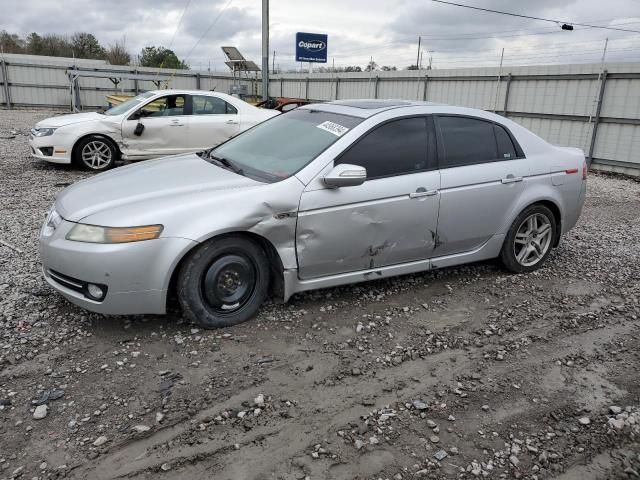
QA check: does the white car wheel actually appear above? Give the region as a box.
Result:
[75,136,117,171]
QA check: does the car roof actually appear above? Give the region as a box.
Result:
[144,89,242,99]
[300,99,445,118]
[302,99,521,123]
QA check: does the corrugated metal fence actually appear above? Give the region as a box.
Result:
[1,54,639,176]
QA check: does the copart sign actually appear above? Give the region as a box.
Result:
[296,32,328,63]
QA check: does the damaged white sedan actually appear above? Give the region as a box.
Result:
[29,90,279,171]
[40,100,586,329]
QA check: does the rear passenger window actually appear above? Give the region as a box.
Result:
[495,124,517,160]
[192,95,238,115]
[438,116,498,168]
[337,117,432,179]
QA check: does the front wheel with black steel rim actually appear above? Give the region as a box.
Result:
[177,236,270,329]
[500,204,557,273]
[74,135,117,171]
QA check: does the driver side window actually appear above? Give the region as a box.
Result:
[336,116,435,180]
[139,95,186,118]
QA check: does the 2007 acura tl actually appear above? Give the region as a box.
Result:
[40,100,587,328]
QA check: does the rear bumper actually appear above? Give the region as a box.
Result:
[564,179,587,234]
[40,220,196,315]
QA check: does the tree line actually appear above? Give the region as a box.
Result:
[1,31,427,73]
[0,31,189,69]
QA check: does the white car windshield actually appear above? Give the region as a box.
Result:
[210,109,363,182]
[104,92,155,116]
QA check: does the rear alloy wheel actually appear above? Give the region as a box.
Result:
[75,136,117,171]
[501,205,556,273]
[177,236,270,328]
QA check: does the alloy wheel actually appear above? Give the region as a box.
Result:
[81,140,112,170]
[513,213,553,267]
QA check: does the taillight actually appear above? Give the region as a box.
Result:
[582,160,588,180]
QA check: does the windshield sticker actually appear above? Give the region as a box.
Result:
[316,121,350,137]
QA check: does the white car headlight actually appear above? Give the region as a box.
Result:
[31,127,57,137]
[41,208,62,237]
[66,223,163,244]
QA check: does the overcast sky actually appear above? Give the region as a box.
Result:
[1,0,640,71]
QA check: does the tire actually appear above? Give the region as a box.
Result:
[74,135,117,171]
[177,235,270,329]
[500,204,557,273]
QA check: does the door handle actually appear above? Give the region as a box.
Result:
[409,189,438,198]
[169,119,184,126]
[501,176,523,184]
[226,119,239,124]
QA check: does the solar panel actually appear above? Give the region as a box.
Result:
[221,46,246,62]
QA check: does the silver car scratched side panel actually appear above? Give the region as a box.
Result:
[296,171,441,279]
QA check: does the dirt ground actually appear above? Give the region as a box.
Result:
[0,109,639,480]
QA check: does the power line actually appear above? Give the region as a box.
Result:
[412,19,640,39]
[153,0,193,81]
[182,0,234,65]
[431,0,640,34]
[167,0,192,52]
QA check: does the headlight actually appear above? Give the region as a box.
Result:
[42,208,62,237]
[31,127,57,137]
[66,224,163,244]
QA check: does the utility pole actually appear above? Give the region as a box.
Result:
[493,47,505,112]
[272,50,276,74]
[261,0,269,100]
[415,36,421,69]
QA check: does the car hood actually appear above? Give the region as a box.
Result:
[56,154,263,222]
[37,112,108,128]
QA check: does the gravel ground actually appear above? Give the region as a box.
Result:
[0,109,639,480]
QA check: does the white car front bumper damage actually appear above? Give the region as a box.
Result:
[29,133,73,164]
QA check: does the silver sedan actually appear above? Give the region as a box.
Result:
[39,100,587,328]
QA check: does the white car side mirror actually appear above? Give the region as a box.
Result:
[323,164,367,188]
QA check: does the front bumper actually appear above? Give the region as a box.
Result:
[29,134,72,164]
[40,219,196,315]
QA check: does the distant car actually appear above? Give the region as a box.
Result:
[40,100,587,329]
[29,90,280,171]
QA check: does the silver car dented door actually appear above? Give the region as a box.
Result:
[296,115,441,280]
[433,115,529,257]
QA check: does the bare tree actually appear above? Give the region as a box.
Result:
[105,40,131,66]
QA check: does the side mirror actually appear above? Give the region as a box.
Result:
[323,164,367,188]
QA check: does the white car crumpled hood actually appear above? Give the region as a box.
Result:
[56,154,262,223]
[36,112,107,128]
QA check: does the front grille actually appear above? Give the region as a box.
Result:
[48,269,84,294]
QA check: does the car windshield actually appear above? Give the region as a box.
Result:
[210,109,363,182]
[104,92,155,116]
